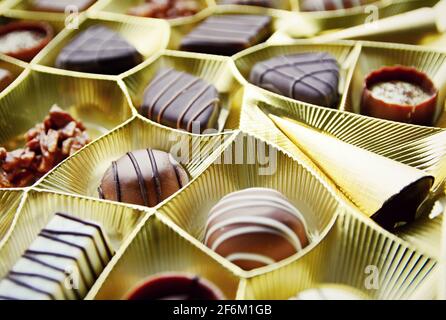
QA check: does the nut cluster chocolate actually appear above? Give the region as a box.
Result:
[127,0,200,18]
[0,105,90,188]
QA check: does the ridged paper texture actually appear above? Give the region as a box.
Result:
[87,214,241,300]
[0,67,133,155]
[156,131,342,275]
[37,116,236,202]
[0,190,23,242]
[0,189,147,279]
[121,50,244,131]
[269,114,434,224]
[241,208,438,300]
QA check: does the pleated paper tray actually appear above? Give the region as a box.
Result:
[0,1,444,300]
[238,40,446,254]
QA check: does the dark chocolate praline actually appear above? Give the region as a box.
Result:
[250,52,340,108]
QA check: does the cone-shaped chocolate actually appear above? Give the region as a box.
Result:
[269,114,434,230]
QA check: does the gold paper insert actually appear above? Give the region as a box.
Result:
[37,115,236,201]
[157,131,342,275]
[121,50,244,131]
[88,213,241,300]
[241,208,438,300]
[0,189,23,242]
[0,189,147,278]
[0,68,133,148]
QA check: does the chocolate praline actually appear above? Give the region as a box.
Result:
[30,0,97,12]
[98,149,189,207]
[219,0,274,7]
[250,52,340,108]
[125,273,225,300]
[55,25,143,75]
[139,68,220,133]
[300,0,366,11]
[361,66,438,126]
[204,188,310,271]
[180,15,272,56]
[0,21,54,61]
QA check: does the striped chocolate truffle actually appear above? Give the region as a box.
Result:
[98,149,189,207]
[204,188,310,270]
[139,68,220,133]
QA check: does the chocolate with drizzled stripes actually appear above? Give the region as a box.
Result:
[204,188,310,271]
[250,52,340,108]
[300,0,366,12]
[98,148,189,207]
[0,213,114,300]
[139,68,220,133]
[180,15,272,56]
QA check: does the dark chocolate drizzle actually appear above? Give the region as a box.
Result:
[147,148,162,204]
[55,213,113,260]
[127,151,149,207]
[41,229,107,268]
[169,158,184,189]
[5,276,55,300]
[38,233,97,279]
[9,271,70,300]
[148,71,184,119]
[112,161,122,203]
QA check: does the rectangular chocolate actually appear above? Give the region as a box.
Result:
[180,15,272,56]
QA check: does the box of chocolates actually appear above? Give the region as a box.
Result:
[0,0,445,301]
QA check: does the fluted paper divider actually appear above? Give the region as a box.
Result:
[87,213,242,300]
[121,50,244,131]
[240,207,438,300]
[0,189,24,242]
[0,67,134,147]
[37,115,237,202]
[0,189,148,280]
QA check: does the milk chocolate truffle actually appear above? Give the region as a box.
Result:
[31,0,97,12]
[127,0,199,19]
[0,68,13,92]
[205,188,310,271]
[99,149,189,207]
[292,285,366,300]
[0,21,54,61]
[180,15,272,56]
[0,213,114,300]
[361,66,438,125]
[250,52,340,108]
[55,25,143,75]
[300,0,366,11]
[125,273,225,300]
[220,0,274,7]
[139,68,220,133]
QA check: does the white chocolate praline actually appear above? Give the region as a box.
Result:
[205,188,310,271]
[292,285,367,300]
[0,213,114,300]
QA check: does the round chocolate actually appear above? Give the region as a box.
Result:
[0,21,54,61]
[361,66,438,125]
[291,285,366,300]
[125,273,224,300]
[204,188,310,271]
[98,149,189,207]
